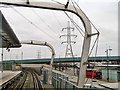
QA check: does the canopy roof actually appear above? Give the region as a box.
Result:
[0,11,21,48]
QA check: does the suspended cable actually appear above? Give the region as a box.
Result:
[11,7,55,40]
[65,11,85,33]
[51,11,63,28]
[32,9,64,53]
[84,35,99,85]
[90,21,99,33]
[91,34,99,86]
[71,0,78,16]
[64,11,85,37]
[71,0,100,59]
[64,0,86,35]
[73,0,99,33]
[30,9,65,55]
[70,0,84,33]
[51,0,65,5]
[71,0,89,35]
[31,9,59,35]
[71,1,100,86]
[31,9,64,50]
[88,34,99,56]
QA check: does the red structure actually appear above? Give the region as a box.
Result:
[86,69,102,80]
[77,69,102,80]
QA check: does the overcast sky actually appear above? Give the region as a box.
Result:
[0,0,119,60]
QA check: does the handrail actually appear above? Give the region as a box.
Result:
[58,77,80,88]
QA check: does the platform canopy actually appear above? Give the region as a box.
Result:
[0,11,21,48]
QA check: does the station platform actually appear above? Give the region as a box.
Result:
[63,69,119,89]
[96,83,119,89]
[0,71,21,86]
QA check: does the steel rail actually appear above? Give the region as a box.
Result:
[0,72,22,90]
[30,70,43,90]
[17,71,28,89]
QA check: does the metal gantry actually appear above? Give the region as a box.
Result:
[20,40,55,84]
[0,0,94,87]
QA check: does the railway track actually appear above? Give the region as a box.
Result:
[31,71,42,90]
[14,71,28,89]
[1,69,43,90]
[22,69,43,90]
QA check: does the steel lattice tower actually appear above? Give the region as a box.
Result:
[60,21,77,57]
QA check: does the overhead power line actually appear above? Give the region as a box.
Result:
[12,7,55,40]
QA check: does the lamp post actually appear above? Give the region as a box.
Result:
[105,48,112,82]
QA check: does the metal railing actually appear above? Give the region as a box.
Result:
[42,69,80,89]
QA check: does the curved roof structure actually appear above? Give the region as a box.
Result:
[0,11,21,48]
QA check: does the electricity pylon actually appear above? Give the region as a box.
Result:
[60,21,77,57]
[37,49,41,59]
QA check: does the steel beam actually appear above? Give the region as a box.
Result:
[21,40,55,84]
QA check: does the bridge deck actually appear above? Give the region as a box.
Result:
[2,56,120,64]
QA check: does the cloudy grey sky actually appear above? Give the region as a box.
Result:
[0,0,119,60]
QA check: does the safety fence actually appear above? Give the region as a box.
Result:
[42,69,82,90]
[102,70,120,82]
